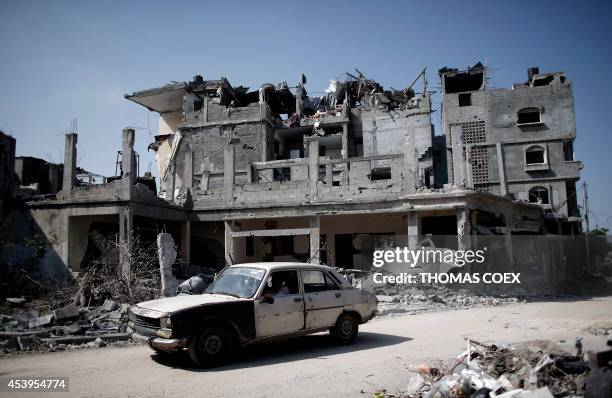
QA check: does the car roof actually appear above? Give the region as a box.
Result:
[228,262,335,271]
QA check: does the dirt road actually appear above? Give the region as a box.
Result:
[1,297,611,397]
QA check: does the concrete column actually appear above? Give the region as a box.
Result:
[166,163,176,201]
[465,147,474,189]
[407,212,420,249]
[307,139,319,200]
[61,211,70,269]
[309,216,321,264]
[451,125,465,187]
[504,211,514,265]
[157,233,178,297]
[457,207,471,251]
[496,143,508,196]
[341,123,349,159]
[181,221,191,264]
[224,221,234,265]
[184,149,193,191]
[224,144,235,203]
[62,133,77,195]
[404,126,417,194]
[325,163,333,185]
[119,206,133,280]
[122,128,136,183]
[327,233,336,267]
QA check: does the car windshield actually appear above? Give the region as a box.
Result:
[205,267,266,298]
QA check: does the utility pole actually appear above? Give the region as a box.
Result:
[584,182,591,273]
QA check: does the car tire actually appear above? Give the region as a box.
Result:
[331,313,358,344]
[188,324,232,367]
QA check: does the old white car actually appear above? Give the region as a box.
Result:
[128,262,378,367]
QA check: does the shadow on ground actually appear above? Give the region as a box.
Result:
[151,331,410,371]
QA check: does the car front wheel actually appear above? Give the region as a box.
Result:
[188,325,232,367]
[331,313,358,344]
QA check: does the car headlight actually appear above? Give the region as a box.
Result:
[160,316,173,329]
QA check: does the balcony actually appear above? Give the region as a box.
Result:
[192,140,408,209]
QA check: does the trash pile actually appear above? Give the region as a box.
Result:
[0,298,131,354]
[402,338,608,398]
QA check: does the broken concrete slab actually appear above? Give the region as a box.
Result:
[13,310,39,328]
[53,306,80,324]
[41,332,129,346]
[61,322,83,336]
[28,314,54,329]
[101,299,118,312]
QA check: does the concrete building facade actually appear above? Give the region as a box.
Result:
[440,63,582,234]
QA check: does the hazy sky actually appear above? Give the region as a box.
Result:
[1,0,611,230]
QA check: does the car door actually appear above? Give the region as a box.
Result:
[254,269,305,338]
[302,269,344,330]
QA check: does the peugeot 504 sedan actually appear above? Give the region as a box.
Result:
[128,262,378,367]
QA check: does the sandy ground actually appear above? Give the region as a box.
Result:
[1,296,611,397]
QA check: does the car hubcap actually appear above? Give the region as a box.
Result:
[204,335,222,355]
[341,319,353,337]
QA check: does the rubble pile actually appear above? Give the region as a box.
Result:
[0,298,131,355]
[361,277,522,315]
[403,339,598,398]
[0,237,164,355]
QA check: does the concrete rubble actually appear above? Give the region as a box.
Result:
[0,298,131,355]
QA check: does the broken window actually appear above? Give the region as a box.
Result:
[525,145,546,165]
[532,75,554,86]
[458,93,472,107]
[563,140,574,161]
[262,270,300,296]
[442,68,484,94]
[517,107,541,125]
[369,167,391,181]
[273,167,291,181]
[528,186,549,205]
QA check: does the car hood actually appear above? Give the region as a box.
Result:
[135,293,241,315]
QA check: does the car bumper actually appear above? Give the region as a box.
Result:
[127,326,187,353]
[362,309,379,323]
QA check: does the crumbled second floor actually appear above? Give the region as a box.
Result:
[125,69,436,209]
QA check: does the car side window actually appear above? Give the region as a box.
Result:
[262,270,300,296]
[303,270,340,293]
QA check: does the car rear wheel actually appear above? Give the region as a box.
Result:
[188,325,232,367]
[331,313,358,344]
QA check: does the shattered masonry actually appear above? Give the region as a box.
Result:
[3,64,583,289]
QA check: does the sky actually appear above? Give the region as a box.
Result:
[1,0,611,230]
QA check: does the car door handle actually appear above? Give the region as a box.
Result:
[294,297,303,302]
[335,292,342,298]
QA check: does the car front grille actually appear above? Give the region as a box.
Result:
[128,309,160,335]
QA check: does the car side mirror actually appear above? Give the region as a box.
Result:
[261,294,275,304]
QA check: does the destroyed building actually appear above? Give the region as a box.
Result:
[2,65,584,284]
[440,63,582,234]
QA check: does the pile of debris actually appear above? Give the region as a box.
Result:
[0,298,131,355]
[401,338,610,398]
[357,275,522,315]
